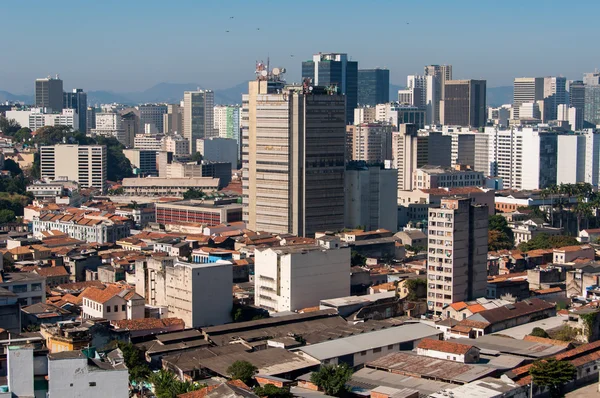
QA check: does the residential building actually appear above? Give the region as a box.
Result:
[162,133,189,158]
[214,105,241,146]
[513,77,544,120]
[392,124,452,191]
[135,258,232,327]
[63,89,87,133]
[161,160,231,188]
[425,64,453,102]
[138,104,167,134]
[5,108,79,131]
[35,75,63,111]
[155,199,243,226]
[48,349,128,398]
[197,137,238,169]
[543,76,568,122]
[354,106,377,125]
[163,103,184,134]
[302,52,358,124]
[358,68,390,106]
[123,149,157,175]
[488,105,511,127]
[254,238,350,312]
[345,164,398,231]
[413,165,484,189]
[427,198,488,315]
[32,212,130,244]
[569,80,585,130]
[557,104,578,130]
[584,83,600,127]
[407,75,437,124]
[244,77,346,237]
[134,133,164,150]
[346,123,393,163]
[91,112,126,144]
[0,272,45,307]
[376,102,426,129]
[119,109,139,147]
[40,144,107,192]
[441,80,486,127]
[398,86,423,108]
[557,134,586,184]
[416,338,480,363]
[120,176,220,196]
[81,285,144,321]
[184,90,215,153]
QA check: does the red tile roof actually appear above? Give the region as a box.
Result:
[522,335,572,347]
[33,266,69,277]
[80,285,132,304]
[111,317,185,331]
[417,338,475,355]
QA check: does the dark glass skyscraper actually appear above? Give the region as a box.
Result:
[302,53,357,124]
[442,80,486,127]
[63,89,87,133]
[358,68,389,106]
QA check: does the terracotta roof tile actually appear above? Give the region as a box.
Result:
[33,266,69,277]
[522,335,572,347]
[456,320,490,329]
[417,338,476,355]
[449,302,468,311]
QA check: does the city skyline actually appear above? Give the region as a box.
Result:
[3,0,599,94]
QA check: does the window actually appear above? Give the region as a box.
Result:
[360,351,367,356]
[114,305,118,312]
[89,382,96,387]
[107,306,111,313]
[12,285,27,293]
[122,305,126,311]
[388,345,394,350]
[31,283,42,292]
[373,347,382,353]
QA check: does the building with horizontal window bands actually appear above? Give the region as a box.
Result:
[358,68,389,106]
[155,199,243,226]
[0,272,46,307]
[427,197,488,315]
[40,144,107,193]
[441,80,487,127]
[63,88,87,133]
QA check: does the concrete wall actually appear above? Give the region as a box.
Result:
[48,357,128,398]
[8,347,34,397]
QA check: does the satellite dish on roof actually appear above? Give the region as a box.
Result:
[272,67,280,76]
[261,70,268,77]
[281,68,286,73]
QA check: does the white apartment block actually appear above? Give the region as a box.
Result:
[513,77,544,120]
[488,105,511,127]
[254,238,350,312]
[5,108,78,131]
[32,213,130,244]
[427,198,488,315]
[134,257,232,328]
[354,107,377,125]
[557,135,586,184]
[413,166,484,190]
[162,134,189,157]
[407,75,437,125]
[134,133,164,150]
[40,144,107,192]
[214,105,241,143]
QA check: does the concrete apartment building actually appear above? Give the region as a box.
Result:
[354,107,377,125]
[135,257,232,327]
[413,166,484,190]
[346,123,393,163]
[5,108,79,131]
[137,104,167,134]
[426,198,488,315]
[440,80,487,128]
[345,164,398,231]
[407,75,438,125]
[243,77,346,237]
[254,237,350,312]
[162,133,189,157]
[184,90,215,153]
[392,124,452,191]
[163,103,184,134]
[134,133,163,150]
[0,272,46,306]
[40,144,107,192]
[197,137,238,169]
[512,77,544,120]
[35,75,63,111]
[214,105,241,146]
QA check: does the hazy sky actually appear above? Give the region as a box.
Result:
[3,0,599,94]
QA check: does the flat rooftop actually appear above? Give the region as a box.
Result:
[320,291,396,308]
[489,315,566,339]
[155,199,242,210]
[349,367,456,397]
[460,335,566,359]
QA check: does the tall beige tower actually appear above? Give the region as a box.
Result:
[243,74,346,237]
[424,65,452,123]
[427,197,488,315]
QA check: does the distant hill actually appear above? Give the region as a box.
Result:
[389,83,403,101]
[0,91,33,103]
[487,86,513,107]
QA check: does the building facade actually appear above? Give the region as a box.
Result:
[138,104,168,134]
[513,77,544,120]
[346,123,393,163]
[358,68,390,106]
[63,89,87,133]
[427,198,488,315]
[184,90,215,153]
[441,80,486,127]
[35,76,63,111]
[40,144,107,192]
[196,137,238,169]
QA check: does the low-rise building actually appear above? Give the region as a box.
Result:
[155,199,243,227]
[32,212,130,244]
[121,176,220,197]
[80,285,144,321]
[0,272,46,306]
[510,219,563,245]
[416,338,480,363]
[413,165,484,190]
[553,245,594,264]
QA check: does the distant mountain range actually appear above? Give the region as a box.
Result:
[1,82,513,108]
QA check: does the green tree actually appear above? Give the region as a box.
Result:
[351,251,366,266]
[13,127,32,143]
[191,152,203,162]
[150,369,177,398]
[404,278,427,301]
[529,327,549,338]
[310,364,353,397]
[183,188,206,200]
[254,384,293,398]
[0,209,16,224]
[95,136,134,181]
[29,152,40,179]
[553,325,580,342]
[226,360,257,385]
[117,342,150,382]
[518,234,579,252]
[0,116,21,135]
[488,215,514,250]
[529,358,576,398]
[2,159,22,176]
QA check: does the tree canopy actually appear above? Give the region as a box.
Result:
[529,327,549,338]
[191,152,203,162]
[488,215,514,251]
[117,342,150,382]
[226,360,257,385]
[351,251,366,266]
[310,364,353,397]
[0,209,16,224]
[529,358,576,398]
[0,116,21,135]
[183,188,206,200]
[254,384,293,398]
[518,233,579,252]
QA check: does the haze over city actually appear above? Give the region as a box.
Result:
[3,0,599,94]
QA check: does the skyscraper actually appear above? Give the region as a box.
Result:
[513,77,544,120]
[183,90,215,154]
[584,85,600,127]
[302,52,357,124]
[424,64,452,122]
[426,197,488,315]
[40,144,107,192]
[357,68,390,106]
[244,73,346,237]
[569,81,585,130]
[138,104,168,134]
[407,75,437,125]
[441,80,487,127]
[584,72,600,86]
[543,76,567,122]
[35,76,63,112]
[163,104,184,134]
[63,89,87,133]
[214,105,241,145]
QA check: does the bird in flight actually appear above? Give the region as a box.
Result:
[290,55,294,57]
[226,30,230,33]
[230,16,234,19]
[257,28,260,30]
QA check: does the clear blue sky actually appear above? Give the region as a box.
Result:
[3,0,599,94]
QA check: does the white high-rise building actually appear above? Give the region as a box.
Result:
[40,144,107,192]
[184,90,215,154]
[214,105,241,144]
[557,104,578,130]
[91,112,128,145]
[407,75,437,125]
[5,108,79,131]
[543,76,567,121]
[254,238,350,312]
[487,105,511,127]
[513,77,544,120]
[557,135,586,184]
[162,134,189,157]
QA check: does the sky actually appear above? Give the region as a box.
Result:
[2,0,600,94]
